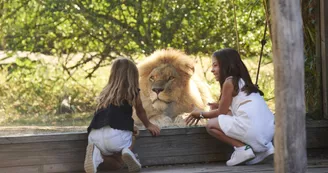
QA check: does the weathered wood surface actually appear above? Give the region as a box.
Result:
[134,127,232,166]
[270,0,307,173]
[100,159,328,173]
[0,122,327,173]
[321,0,328,119]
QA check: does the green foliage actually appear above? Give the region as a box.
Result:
[1,0,270,77]
[302,0,322,119]
[0,57,100,125]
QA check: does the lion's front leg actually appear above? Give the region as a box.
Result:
[149,115,173,128]
[173,112,208,127]
[172,113,189,127]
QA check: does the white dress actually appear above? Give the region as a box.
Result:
[218,78,275,152]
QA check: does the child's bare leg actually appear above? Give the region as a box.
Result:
[122,130,141,172]
[129,136,137,150]
[128,125,139,150]
[206,118,244,147]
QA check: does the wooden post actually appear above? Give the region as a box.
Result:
[270,0,307,173]
[321,0,328,119]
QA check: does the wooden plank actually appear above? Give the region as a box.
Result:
[0,163,84,173]
[270,0,307,173]
[0,127,207,144]
[0,165,41,173]
[0,124,325,168]
[3,159,328,173]
[307,148,328,159]
[0,151,85,167]
[139,163,276,173]
[306,127,328,148]
[321,0,328,119]
[0,140,86,152]
[306,120,328,127]
[305,120,328,149]
[0,133,87,144]
[137,126,209,136]
[139,153,230,166]
[134,134,232,157]
[0,121,326,144]
[0,141,86,167]
[101,159,328,173]
[0,121,327,172]
[134,132,232,165]
[43,162,84,173]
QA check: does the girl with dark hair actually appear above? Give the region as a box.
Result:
[186,48,274,166]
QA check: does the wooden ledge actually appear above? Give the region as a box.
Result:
[0,126,210,144]
[0,120,327,173]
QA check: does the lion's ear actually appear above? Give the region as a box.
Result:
[181,63,195,76]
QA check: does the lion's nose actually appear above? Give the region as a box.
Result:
[152,88,164,94]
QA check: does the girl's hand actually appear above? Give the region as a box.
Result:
[146,123,160,136]
[207,102,219,110]
[185,105,202,126]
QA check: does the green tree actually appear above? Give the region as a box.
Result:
[1,0,269,77]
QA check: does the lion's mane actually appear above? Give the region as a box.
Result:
[133,49,213,127]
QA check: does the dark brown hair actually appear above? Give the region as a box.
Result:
[212,48,264,96]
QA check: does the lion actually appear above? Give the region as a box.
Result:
[133,49,213,128]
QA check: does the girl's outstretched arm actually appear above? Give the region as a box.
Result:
[135,95,160,136]
[208,102,219,110]
[186,79,234,125]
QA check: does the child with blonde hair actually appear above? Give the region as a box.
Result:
[84,58,160,173]
[186,48,274,166]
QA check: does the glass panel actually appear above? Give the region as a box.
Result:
[0,0,276,136]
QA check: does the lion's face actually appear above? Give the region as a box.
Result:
[147,64,189,111]
[134,49,213,127]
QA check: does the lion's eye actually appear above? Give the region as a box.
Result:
[168,76,175,80]
[149,76,154,82]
